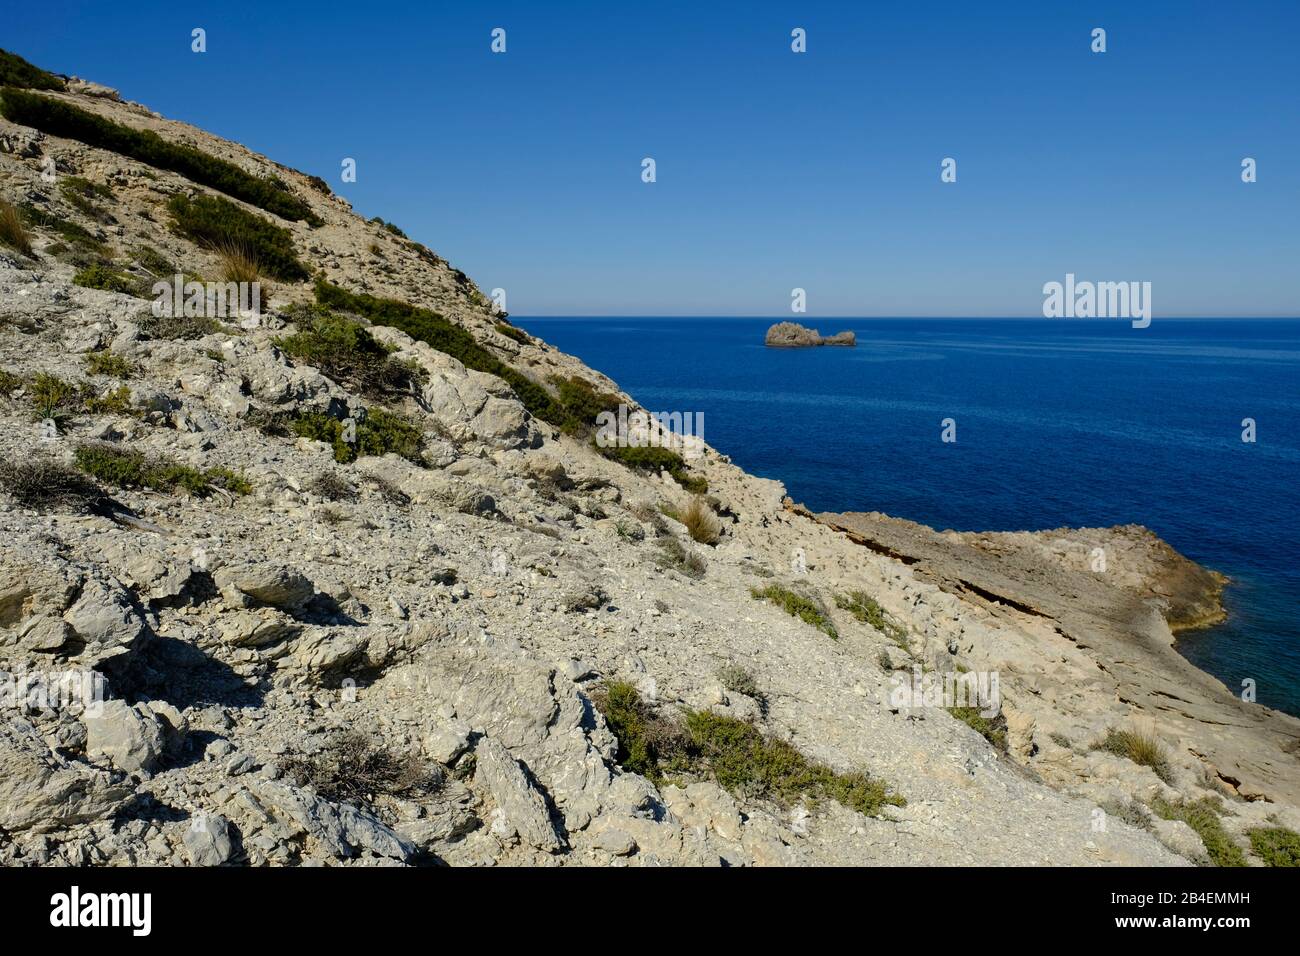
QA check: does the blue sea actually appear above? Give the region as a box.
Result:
[517,317,1300,717]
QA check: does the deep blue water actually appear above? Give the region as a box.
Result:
[517,317,1300,717]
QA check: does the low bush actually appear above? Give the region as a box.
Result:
[1247,826,1300,867]
[716,663,759,699]
[495,321,530,345]
[0,457,104,512]
[1151,795,1246,867]
[84,351,136,378]
[292,409,424,465]
[0,88,320,223]
[591,681,904,816]
[308,472,357,502]
[73,263,139,294]
[314,280,560,423]
[280,730,442,816]
[835,591,908,647]
[947,706,1009,752]
[168,194,308,282]
[600,443,707,492]
[752,584,837,639]
[0,48,67,90]
[74,442,250,497]
[276,306,425,398]
[138,310,221,341]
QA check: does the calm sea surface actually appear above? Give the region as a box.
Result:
[517,317,1300,716]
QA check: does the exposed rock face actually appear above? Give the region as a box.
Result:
[0,65,1295,868]
[765,322,856,347]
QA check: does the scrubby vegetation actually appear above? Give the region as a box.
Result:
[0,88,320,223]
[275,305,425,398]
[0,199,33,257]
[591,681,903,816]
[84,351,137,378]
[213,238,261,284]
[308,472,357,502]
[1095,727,1175,785]
[280,730,442,817]
[74,443,251,496]
[18,203,108,260]
[73,263,139,294]
[314,280,559,422]
[1150,795,1246,867]
[601,443,708,492]
[552,374,620,436]
[292,409,424,465]
[0,47,67,91]
[167,194,308,281]
[835,590,909,647]
[495,321,530,344]
[0,457,105,512]
[138,310,221,341]
[20,372,134,427]
[1247,825,1300,867]
[656,537,706,579]
[947,706,1009,752]
[752,584,838,639]
[717,662,760,700]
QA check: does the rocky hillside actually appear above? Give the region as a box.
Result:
[1,52,1297,867]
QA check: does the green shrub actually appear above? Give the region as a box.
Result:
[0,48,67,91]
[167,194,308,282]
[28,372,79,421]
[1151,796,1246,867]
[588,681,692,782]
[947,706,1009,752]
[752,584,838,639]
[552,374,620,436]
[0,368,21,397]
[275,306,425,398]
[600,443,707,492]
[1247,826,1300,867]
[84,351,136,378]
[293,409,424,465]
[835,591,908,647]
[590,682,903,816]
[0,88,319,224]
[1095,727,1175,785]
[19,203,107,255]
[74,443,250,497]
[82,385,134,415]
[495,321,530,345]
[132,245,175,277]
[73,263,139,294]
[685,709,904,816]
[314,280,560,423]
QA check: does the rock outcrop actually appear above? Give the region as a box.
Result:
[764,322,856,347]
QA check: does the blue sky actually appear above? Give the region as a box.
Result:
[6,1,1298,316]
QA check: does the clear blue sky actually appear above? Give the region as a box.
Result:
[6,1,1298,316]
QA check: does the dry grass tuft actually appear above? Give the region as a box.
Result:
[214,238,261,284]
[0,199,34,257]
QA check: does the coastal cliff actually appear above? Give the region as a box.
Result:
[0,50,1296,867]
